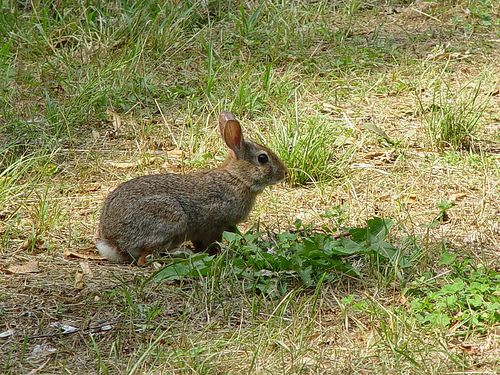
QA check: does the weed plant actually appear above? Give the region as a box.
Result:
[406,252,499,333]
[153,217,411,297]
[417,81,488,151]
[270,110,355,185]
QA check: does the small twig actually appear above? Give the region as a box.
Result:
[155,99,179,149]
[411,7,441,22]
[424,269,452,283]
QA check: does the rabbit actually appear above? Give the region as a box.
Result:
[94,111,286,265]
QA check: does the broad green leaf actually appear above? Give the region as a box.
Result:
[153,262,191,281]
[440,279,466,294]
[338,237,365,254]
[439,251,457,266]
[424,312,451,327]
[367,217,393,239]
[222,231,243,244]
[298,266,313,287]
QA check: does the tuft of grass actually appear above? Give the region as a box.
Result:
[269,107,355,185]
[417,80,489,151]
[23,187,62,253]
[0,146,56,209]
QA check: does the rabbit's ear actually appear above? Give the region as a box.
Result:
[219,111,236,137]
[223,119,244,155]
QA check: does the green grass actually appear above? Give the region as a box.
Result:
[0,0,499,374]
[417,79,489,151]
[269,107,356,185]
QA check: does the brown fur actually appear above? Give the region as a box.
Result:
[95,112,286,264]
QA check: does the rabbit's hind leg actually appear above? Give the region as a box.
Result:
[137,248,153,267]
[135,241,173,267]
[123,197,189,265]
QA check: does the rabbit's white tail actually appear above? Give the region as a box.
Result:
[96,239,128,263]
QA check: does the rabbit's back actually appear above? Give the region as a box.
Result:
[102,170,255,224]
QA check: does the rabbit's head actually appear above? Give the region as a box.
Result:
[219,112,286,192]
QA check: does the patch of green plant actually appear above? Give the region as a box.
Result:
[153,217,410,298]
[424,199,455,229]
[270,111,355,185]
[466,0,497,27]
[439,150,497,170]
[406,253,499,333]
[417,80,489,151]
[0,146,58,212]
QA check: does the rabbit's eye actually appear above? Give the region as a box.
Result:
[258,153,269,164]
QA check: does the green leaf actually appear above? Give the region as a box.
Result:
[298,266,313,287]
[468,294,483,308]
[411,298,425,312]
[153,255,214,282]
[367,217,394,238]
[338,237,365,254]
[341,295,355,305]
[153,262,191,281]
[222,231,243,244]
[424,312,451,327]
[469,281,489,293]
[348,217,393,243]
[368,240,398,259]
[439,251,457,266]
[277,232,298,243]
[440,279,465,294]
